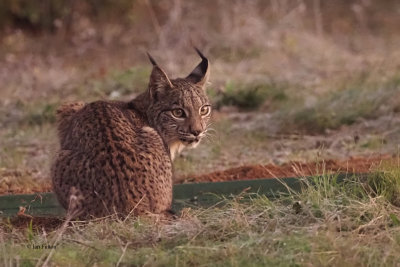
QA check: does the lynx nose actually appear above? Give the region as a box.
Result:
[191,129,202,137]
[189,125,202,137]
[189,120,203,137]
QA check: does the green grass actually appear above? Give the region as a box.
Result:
[0,101,59,128]
[0,123,56,167]
[360,135,387,150]
[88,66,151,98]
[21,102,58,126]
[0,123,55,194]
[277,74,400,134]
[0,66,150,129]
[173,117,275,178]
[2,167,400,266]
[213,81,288,111]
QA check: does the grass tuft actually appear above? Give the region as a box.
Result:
[23,103,58,126]
[214,81,288,111]
[2,166,400,266]
[89,66,151,99]
[278,74,400,134]
[367,170,400,207]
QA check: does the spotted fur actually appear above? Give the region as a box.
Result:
[51,50,211,218]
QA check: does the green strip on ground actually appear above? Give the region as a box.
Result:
[0,174,360,217]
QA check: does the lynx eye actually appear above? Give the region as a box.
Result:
[200,105,211,116]
[171,109,185,118]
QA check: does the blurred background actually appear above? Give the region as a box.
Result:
[1,0,400,191]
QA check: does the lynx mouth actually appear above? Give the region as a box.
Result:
[179,137,201,146]
[180,137,199,144]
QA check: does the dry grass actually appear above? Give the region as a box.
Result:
[1,2,400,265]
[275,73,400,134]
[2,168,400,266]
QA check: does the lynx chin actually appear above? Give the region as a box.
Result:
[51,48,211,218]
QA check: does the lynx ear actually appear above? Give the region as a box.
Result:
[147,53,173,100]
[186,47,209,88]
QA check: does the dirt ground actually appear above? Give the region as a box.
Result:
[2,154,393,230]
[0,154,393,195]
[1,1,399,198]
[180,154,393,183]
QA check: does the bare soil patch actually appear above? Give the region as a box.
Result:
[0,155,394,195]
[179,154,393,183]
[0,155,395,230]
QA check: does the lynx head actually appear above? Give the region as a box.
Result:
[146,49,211,159]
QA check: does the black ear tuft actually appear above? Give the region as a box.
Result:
[186,48,210,87]
[194,46,207,60]
[147,52,157,66]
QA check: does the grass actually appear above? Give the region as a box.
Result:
[174,117,277,178]
[0,69,397,182]
[0,123,55,194]
[360,135,387,150]
[0,65,151,130]
[277,74,400,134]
[2,167,400,266]
[87,66,151,99]
[20,102,58,126]
[213,81,288,111]
[0,101,59,128]
[0,2,400,265]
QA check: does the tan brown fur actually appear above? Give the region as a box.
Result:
[51,50,211,218]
